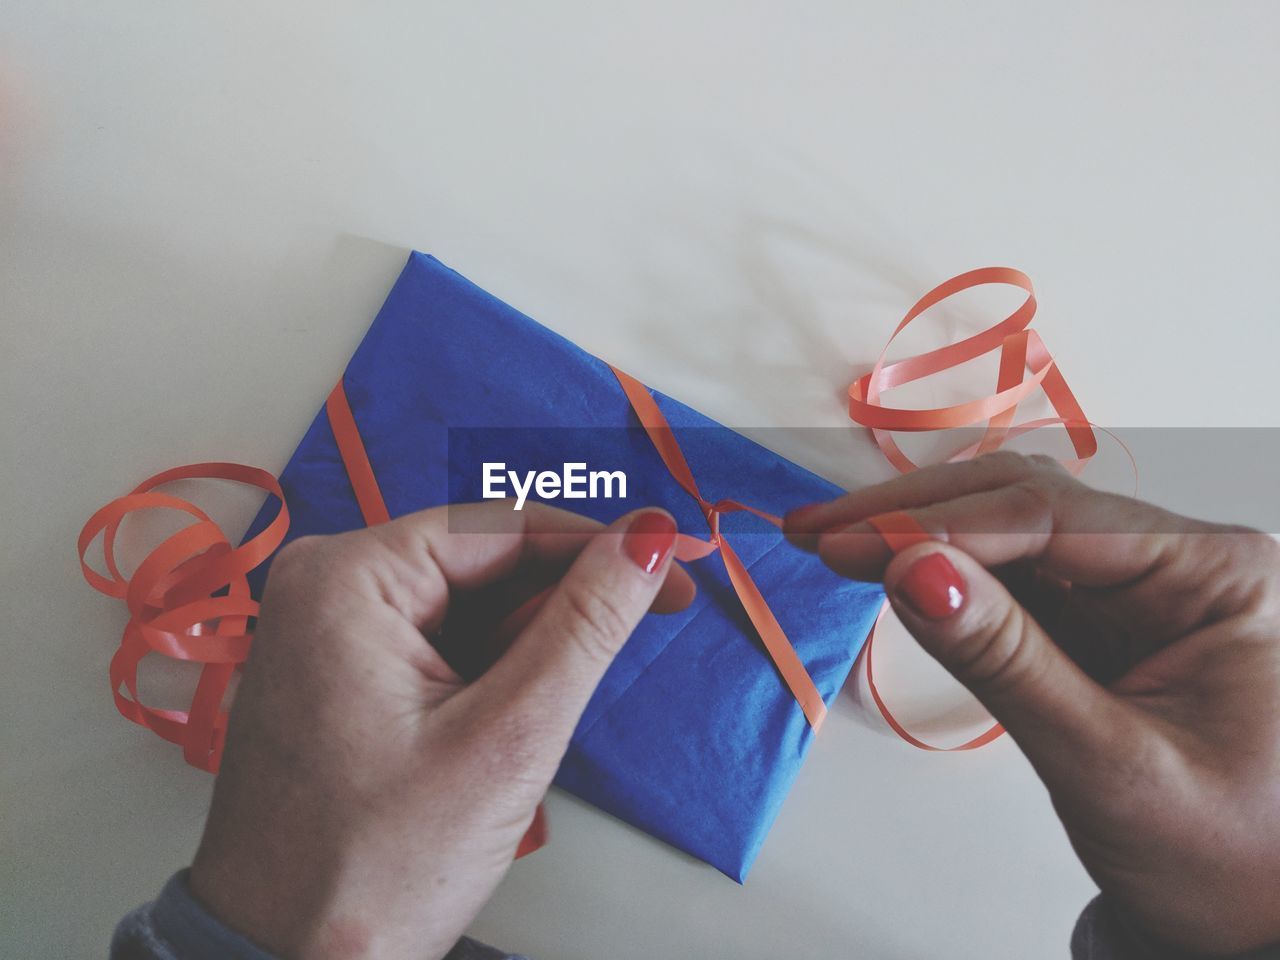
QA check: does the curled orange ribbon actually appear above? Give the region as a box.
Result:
[77,392,550,856]
[77,463,288,771]
[849,267,1095,470]
[846,267,1096,750]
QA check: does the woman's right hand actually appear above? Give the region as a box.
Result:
[786,452,1280,956]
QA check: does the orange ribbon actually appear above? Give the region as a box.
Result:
[849,267,1095,470]
[861,512,1006,751]
[78,463,288,771]
[326,382,391,526]
[609,365,829,731]
[846,267,1096,750]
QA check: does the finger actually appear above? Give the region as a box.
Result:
[434,567,695,681]
[784,451,1066,550]
[447,549,695,621]
[816,473,1201,588]
[330,500,694,631]
[462,508,679,751]
[883,540,1149,789]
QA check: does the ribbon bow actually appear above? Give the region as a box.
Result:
[609,365,830,730]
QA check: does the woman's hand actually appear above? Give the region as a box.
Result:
[189,501,692,960]
[787,452,1280,956]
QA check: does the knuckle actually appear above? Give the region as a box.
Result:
[272,529,380,585]
[259,534,369,646]
[272,533,322,569]
[972,450,1072,487]
[561,584,631,662]
[470,712,560,786]
[1009,475,1064,516]
[954,601,1042,698]
[1027,452,1070,475]
[1232,527,1280,562]
[263,535,327,594]
[1259,539,1280,607]
[1214,528,1278,578]
[1221,529,1280,617]
[976,449,1037,477]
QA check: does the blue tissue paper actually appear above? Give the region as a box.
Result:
[245,252,883,881]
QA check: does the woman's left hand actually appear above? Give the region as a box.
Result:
[189,501,693,960]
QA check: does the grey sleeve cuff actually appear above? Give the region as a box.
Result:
[1072,895,1280,960]
[110,870,528,960]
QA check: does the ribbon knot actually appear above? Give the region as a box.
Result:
[608,365,830,731]
[700,500,722,541]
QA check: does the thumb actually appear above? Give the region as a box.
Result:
[468,508,679,747]
[883,541,1140,785]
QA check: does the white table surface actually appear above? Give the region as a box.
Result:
[4,3,1278,957]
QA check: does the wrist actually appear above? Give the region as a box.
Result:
[189,839,459,960]
[187,847,315,959]
[1081,896,1280,960]
[189,843,358,960]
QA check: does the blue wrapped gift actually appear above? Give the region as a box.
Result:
[244,252,883,881]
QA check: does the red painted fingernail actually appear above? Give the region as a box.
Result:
[623,511,677,574]
[895,553,966,620]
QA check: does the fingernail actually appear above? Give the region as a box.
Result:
[623,511,677,574]
[895,553,966,620]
